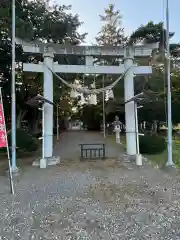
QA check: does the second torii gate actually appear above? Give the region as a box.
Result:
[17,38,158,166]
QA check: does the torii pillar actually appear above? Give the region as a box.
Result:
[124,47,136,156]
[43,52,54,158]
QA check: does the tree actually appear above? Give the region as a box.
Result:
[96,4,127,46]
[129,21,180,128]
[0,0,87,130]
[93,4,127,121]
[129,21,174,47]
[129,21,180,61]
[80,105,102,131]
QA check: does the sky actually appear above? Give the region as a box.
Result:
[56,0,180,45]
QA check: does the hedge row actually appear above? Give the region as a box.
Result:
[0,128,39,155]
[139,135,166,155]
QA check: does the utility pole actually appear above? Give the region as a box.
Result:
[102,76,106,138]
[56,103,59,141]
[11,0,17,171]
[166,0,174,166]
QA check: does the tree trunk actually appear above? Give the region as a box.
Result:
[153,120,158,134]
[17,110,27,128]
[29,110,41,133]
[32,119,39,133]
[157,121,161,133]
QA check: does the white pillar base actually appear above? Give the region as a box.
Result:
[40,158,47,169]
[6,167,21,177]
[33,156,60,168]
[136,154,142,166]
[11,166,21,174]
[166,161,176,167]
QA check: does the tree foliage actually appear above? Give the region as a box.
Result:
[96,4,127,46]
[1,1,180,132]
[139,135,167,154]
[0,0,86,129]
[129,21,174,46]
[94,3,127,119]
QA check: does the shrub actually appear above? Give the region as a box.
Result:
[139,135,166,155]
[32,131,42,138]
[173,141,180,168]
[0,129,39,155]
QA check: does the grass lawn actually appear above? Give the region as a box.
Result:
[109,133,180,168]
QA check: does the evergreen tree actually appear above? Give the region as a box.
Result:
[0,0,86,128]
[96,4,127,46]
[95,4,127,117]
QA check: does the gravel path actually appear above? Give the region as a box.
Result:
[0,131,180,239]
[53,131,122,160]
[0,160,180,240]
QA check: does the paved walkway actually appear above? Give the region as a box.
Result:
[53,130,123,161]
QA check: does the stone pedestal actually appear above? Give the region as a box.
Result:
[115,131,121,144]
[40,158,47,168]
[136,154,142,166]
[6,167,21,177]
[32,156,60,167]
[113,118,121,144]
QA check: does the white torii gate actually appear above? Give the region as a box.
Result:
[17,39,158,166]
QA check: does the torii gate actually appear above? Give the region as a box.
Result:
[16,38,158,166]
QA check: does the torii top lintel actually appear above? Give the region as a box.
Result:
[16,38,159,58]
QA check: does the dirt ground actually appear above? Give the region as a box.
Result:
[0,158,180,239]
[0,131,180,239]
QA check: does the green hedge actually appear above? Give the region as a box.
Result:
[139,135,166,155]
[0,129,39,156]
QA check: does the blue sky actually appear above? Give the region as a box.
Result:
[57,0,180,44]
